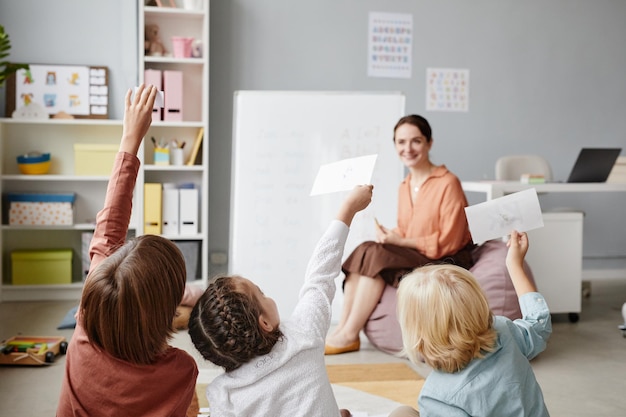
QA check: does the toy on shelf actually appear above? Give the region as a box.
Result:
[0,336,68,366]
[145,24,167,57]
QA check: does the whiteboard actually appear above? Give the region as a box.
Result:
[230,91,406,319]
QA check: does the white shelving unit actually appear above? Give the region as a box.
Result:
[0,0,210,301]
[0,118,129,301]
[138,0,210,288]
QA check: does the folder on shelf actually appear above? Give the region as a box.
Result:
[186,127,204,165]
[179,188,199,235]
[144,69,162,122]
[163,70,183,122]
[162,187,180,235]
[144,183,162,234]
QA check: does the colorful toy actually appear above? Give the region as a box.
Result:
[0,336,68,366]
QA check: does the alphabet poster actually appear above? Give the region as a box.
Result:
[426,67,470,112]
[368,12,412,79]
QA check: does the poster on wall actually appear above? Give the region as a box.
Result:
[367,12,412,79]
[426,67,470,112]
[6,64,109,119]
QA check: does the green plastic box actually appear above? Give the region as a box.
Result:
[11,250,73,285]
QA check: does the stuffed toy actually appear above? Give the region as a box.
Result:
[144,24,167,56]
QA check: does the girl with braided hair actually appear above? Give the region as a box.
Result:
[189,184,374,417]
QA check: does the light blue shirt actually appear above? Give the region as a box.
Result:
[418,292,552,417]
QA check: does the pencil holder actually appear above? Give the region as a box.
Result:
[170,148,184,165]
[154,147,170,165]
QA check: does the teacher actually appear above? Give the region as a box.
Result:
[325,114,475,355]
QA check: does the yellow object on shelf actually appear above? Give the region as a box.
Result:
[11,249,73,285]
[18,160,51,175]
[16,152,52,175]
[74,144,118,175]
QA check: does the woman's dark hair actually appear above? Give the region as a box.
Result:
[188,276,283,372]
[393,114,432,142]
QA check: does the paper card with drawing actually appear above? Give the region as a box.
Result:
[310,154,378,196]
[464,188,544,243]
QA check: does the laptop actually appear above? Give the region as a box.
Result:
[566,148,622,183]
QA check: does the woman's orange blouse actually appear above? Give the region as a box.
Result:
[394,165,472,259]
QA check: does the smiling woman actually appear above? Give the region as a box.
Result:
[325,114,476,355]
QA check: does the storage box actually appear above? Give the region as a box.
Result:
[7,193,75,225]
[11,249,73,285]
[174,241,200,281]
[74,143,118,175]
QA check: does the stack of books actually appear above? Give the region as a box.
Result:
[520,174,546,184]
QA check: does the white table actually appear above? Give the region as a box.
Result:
[462,181,626,322]
[462,180,626,200]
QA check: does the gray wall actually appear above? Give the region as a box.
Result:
[2,1,625,269]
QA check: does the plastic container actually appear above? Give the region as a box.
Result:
[16,153,51,175]
[171,36,194,58]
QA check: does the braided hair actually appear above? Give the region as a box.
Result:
[188,275,283,372]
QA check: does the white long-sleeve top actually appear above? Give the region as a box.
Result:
[207,220,349,417]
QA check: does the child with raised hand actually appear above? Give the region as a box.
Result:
[390,230,552,417]
[189,184,374,417]
[57,84,198,417]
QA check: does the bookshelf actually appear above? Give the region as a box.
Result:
[0,1,210,301]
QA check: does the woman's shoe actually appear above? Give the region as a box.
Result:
[324,339,360,355]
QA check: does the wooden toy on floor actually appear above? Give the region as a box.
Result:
[0,336,68,366]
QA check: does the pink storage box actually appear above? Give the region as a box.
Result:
[163,70,183,121]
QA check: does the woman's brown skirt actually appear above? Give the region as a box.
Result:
[341,241,475,287]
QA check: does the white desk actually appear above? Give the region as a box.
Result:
[462,181,626,321]
[462,181,626,200]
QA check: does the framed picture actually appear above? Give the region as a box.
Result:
[5,64,109,119]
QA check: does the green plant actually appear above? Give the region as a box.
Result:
[0,24,29,87]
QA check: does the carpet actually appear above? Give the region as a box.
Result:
[186,363,423,416]
[327,363,424,408]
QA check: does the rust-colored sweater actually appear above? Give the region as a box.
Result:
[56,153,198,417]
[395,165,472,259]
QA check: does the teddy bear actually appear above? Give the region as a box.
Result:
[144,24,167,56]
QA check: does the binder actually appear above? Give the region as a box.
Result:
[179,188,198,235]
[144,183,162,234]
[162,187,180,235]
[163,70,183,121]
[144,69,162,122]
[186,127,203,165]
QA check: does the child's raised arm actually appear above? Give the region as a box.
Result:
[336,185,373,227]
[119,84,158,156]
[506,230,537,296]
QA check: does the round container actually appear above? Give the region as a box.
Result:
[17,153,52,175]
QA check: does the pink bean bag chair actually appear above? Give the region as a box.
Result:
[363,239,536,354]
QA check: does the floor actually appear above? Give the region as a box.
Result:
[1,278,625,416]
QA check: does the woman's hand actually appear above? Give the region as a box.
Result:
[376,224,403,245]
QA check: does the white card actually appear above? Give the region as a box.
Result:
[464,188,544,244]
[133,86,164,108]
[310,154,377,196]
